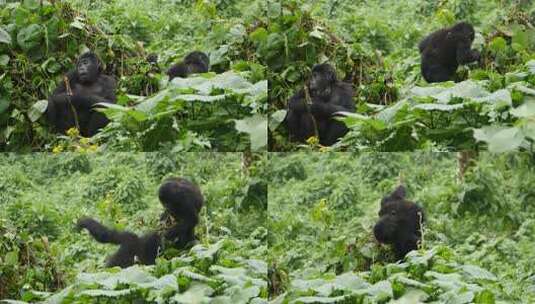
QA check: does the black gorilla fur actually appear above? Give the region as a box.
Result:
[158,177,204,248]
[47,52,117,137]
[419,21,480,83]
[286,63,355,146]
[76,218,160,268]
[77,177,204,268]
[167,51,210,80]
[373,185,425,260]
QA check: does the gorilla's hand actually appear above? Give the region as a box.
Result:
[288,96,308,113]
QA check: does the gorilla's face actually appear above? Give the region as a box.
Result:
[77,57,99,84]
[309,64,336,95]
[373,185,423,246]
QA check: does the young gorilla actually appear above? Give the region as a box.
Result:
[47,52,117,137]
[285,63,355,146]
[419,21,480,83]
[76,177,204,268]
[167,51,210,80]
[373,185,425,260]
[76,218,161,268]
[158,177,205,248]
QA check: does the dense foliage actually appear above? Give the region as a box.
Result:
[0,153,267,302]
[0,0,267,152]
[267,0,535,152]
[268,153,535,302]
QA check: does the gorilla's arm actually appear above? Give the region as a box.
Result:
[310,85,354,118]
[71,76,117,110]
[190,63,208,74]
[47,80,71,128]
[287,90,307,113]
[418,33,433,53]
[456,39,480,64]
[48,80,70,105]
[168,63,189,79]
[77,217,134,245]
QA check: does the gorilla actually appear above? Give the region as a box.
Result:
[47,52,116,137]
[286,63,355,146]
[373,185,425,260]
[76,218,160,268]
[158,177,204,248]
[419,22,480,83]
[167,51,210,80]
[76,177,204,268]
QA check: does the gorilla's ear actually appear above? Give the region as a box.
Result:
[381,185,406,206]
[391,185,406,199]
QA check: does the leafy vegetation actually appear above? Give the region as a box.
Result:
[0,152,267,302]
[268,153,535,302]
[0,0,267,152]
[267,0,535,152]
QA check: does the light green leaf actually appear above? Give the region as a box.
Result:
[510,100,535,118]
[29,99,48,122]
[473,126,524,153]
[269,109,286,131]
[0,27,12,45]
[234,114,267,151]
[460,265,497,281]
[16,24,42,51]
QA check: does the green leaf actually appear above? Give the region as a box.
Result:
[269,109,286,131]
[16,24,42,51]
[29,100,48,122]
[5,251,18,265]
[70,18,86,30]
[473,126,524,152]
[171,282,214,303]
[510,100,535,118]
[0,96,10,114]
[234,114,267,151]
[460,265,497,281]
[292,295,348,303]
[489,37,507,54]
[249,27,268,44]
[0,27,12,45]
[0,55,10,66]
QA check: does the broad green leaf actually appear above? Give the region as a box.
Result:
[192,240,225,260]
[234,114,267,151]
[269,109,287,131]
[291,295,347,303]
[171,282,214,303]
[527,60,535,75]
[0,96,10,114]
[70,18,85,30]
[390,289,428,303]
[510,100,535,118]
[489,37,507,54]
[367,280,393,300]
[16,24,42,51]
[460,265,497,281]
[5,251,18,265]
[473,126,524,153]
[0,55,9,66]
[249,27,268,44]
[0,27,12,45]
[80,289,132,297]
[414,103,464,111]
[29,100,48,122]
